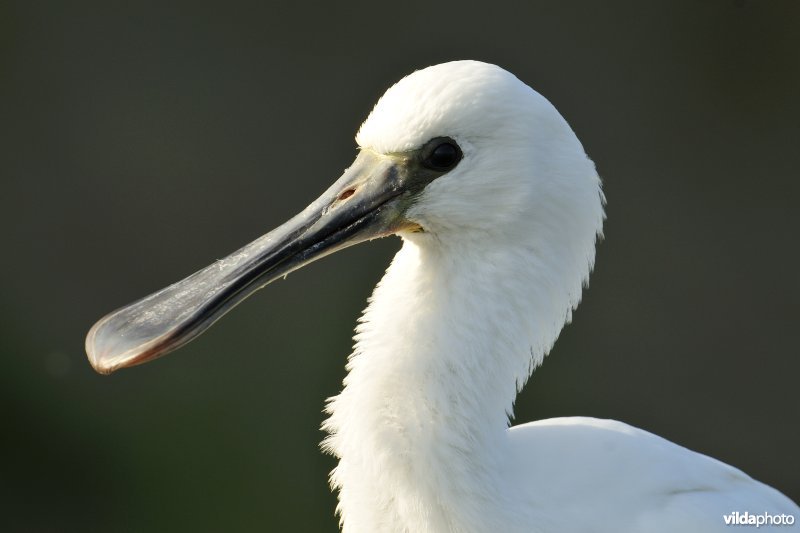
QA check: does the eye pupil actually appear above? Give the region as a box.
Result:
[431,144,457,168]
[424,139,462,171]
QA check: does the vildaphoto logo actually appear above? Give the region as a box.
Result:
[723,511,795,527]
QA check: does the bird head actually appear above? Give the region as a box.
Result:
[86,60,603,375]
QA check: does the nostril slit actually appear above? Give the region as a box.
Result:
[338,188,356,201]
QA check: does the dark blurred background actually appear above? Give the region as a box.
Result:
[2,1,798,531]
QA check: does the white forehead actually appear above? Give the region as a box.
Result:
[356,61,540,154]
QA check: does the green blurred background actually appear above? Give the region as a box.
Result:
[2,1,798,531]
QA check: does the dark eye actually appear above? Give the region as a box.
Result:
[422,138,462,171]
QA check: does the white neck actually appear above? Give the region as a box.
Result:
[323,225,591,532]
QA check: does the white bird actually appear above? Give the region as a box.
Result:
[86,60,798,532]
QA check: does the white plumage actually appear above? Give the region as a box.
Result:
[321,61,798,532]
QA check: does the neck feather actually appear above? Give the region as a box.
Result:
[323,227,591,531]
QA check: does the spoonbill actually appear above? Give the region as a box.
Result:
[86,60,798,532]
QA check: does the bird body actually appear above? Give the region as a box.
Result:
[322,209,796,533]
[87,61,798,532]
[507,417,796,533]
